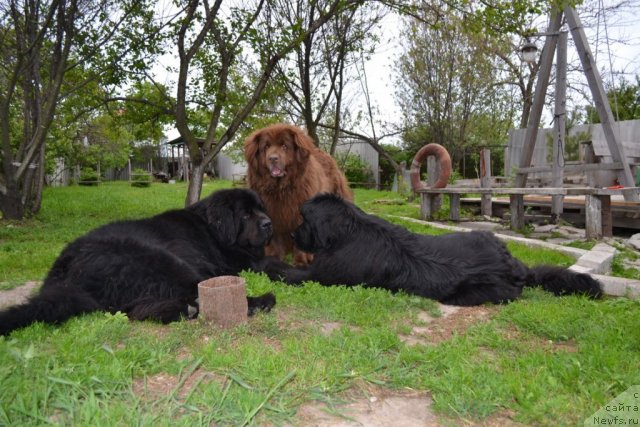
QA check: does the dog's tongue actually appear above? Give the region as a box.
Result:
[270,166,284,177]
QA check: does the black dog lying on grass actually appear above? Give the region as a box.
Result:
[262,193,602,305]
[0,189,276,336]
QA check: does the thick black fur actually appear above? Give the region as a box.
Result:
[0,189,276,335]
[262,194,602,305]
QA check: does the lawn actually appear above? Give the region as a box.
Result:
[1,181,638,426]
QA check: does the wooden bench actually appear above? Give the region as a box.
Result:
[416,186,640,240]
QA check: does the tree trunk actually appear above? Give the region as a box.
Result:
[0,184,25,220]
[185,162,205,206]
[31,146,46,215]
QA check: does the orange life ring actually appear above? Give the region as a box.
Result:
[410,143,452,191]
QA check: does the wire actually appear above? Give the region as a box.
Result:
[552,112,566,167]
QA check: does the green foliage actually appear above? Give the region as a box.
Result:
[116,82,174,143]
[336,153,373,185]
[394,4,517,177]
[585,76,640,123]
[79,168,100,186]
[131,168,152,188]
[0,0,159,219]
[377,144,408,188]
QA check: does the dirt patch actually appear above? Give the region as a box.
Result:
[400,303,496,346]
[0,281,40,310]
[293,384,437,427]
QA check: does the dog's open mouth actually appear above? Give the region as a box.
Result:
[270,166,285,177]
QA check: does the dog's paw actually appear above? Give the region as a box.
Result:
[247,292,276,316]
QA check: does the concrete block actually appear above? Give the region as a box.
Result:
[569,264,594,274]
[576,250,615,275]
[592,274,640,299]
[591,242,617,255]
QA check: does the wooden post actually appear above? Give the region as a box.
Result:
[480,148,492,217]
[510,194,525,230]
[601,196,612,238]
[426,155,442,212]
[449,194,460,221]
[515,10,563,188]
[420,194,432,220]
[565,7,637,201]
[551,31,567,220]
[582,141,596,186]
[585,194,602,239]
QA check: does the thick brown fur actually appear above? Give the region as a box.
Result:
[244,123,353,264]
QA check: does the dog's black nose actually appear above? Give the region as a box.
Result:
[260,218,272,230]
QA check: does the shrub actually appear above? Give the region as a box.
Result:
[131,168,152,188]
[79,168,100,186]
[338,153,373,187]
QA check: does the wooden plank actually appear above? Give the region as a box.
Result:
[585,194,602,239]
[426,156,442,212]
[602,196,613,237]
[590,140,640,158]
[420,193,432,220]
[480,149,492,216]
[515,10,563,188]
[450,194,461,221]
[510,194,525,230]
[516,162,624,174]
[416,186,640,196]
[551,31,567,219]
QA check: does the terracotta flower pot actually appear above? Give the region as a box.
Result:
[197,276,248,328]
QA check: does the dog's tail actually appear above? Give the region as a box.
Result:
[0,286,101,336]
[525,265,603,298]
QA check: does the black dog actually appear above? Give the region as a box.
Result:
[0,189,276,335]
[263,194,602,305]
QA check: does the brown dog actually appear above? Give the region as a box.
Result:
[244,123,353,264]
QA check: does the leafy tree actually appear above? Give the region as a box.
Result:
[140,0,366,206]
[269,0,384,150]
[393,0,546,176]
[584,76,640,123]
[114,81,174,144]
[0,0,157,219]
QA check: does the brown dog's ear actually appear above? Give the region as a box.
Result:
[244,131,262,169]
[290,128,313,163]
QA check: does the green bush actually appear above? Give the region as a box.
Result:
[338,153,373,186]
[131,168,151,188]
[79,168,100,186]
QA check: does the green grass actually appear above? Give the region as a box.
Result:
[1,181,638,425]
[0,180,231,288]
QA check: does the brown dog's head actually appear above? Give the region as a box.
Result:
[244,123,315,178]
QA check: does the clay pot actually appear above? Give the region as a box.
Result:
[197,276,248,328]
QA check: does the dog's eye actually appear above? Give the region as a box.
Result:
[265,143,270,149]
[282,145,288,151]
[242,214,250,221]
